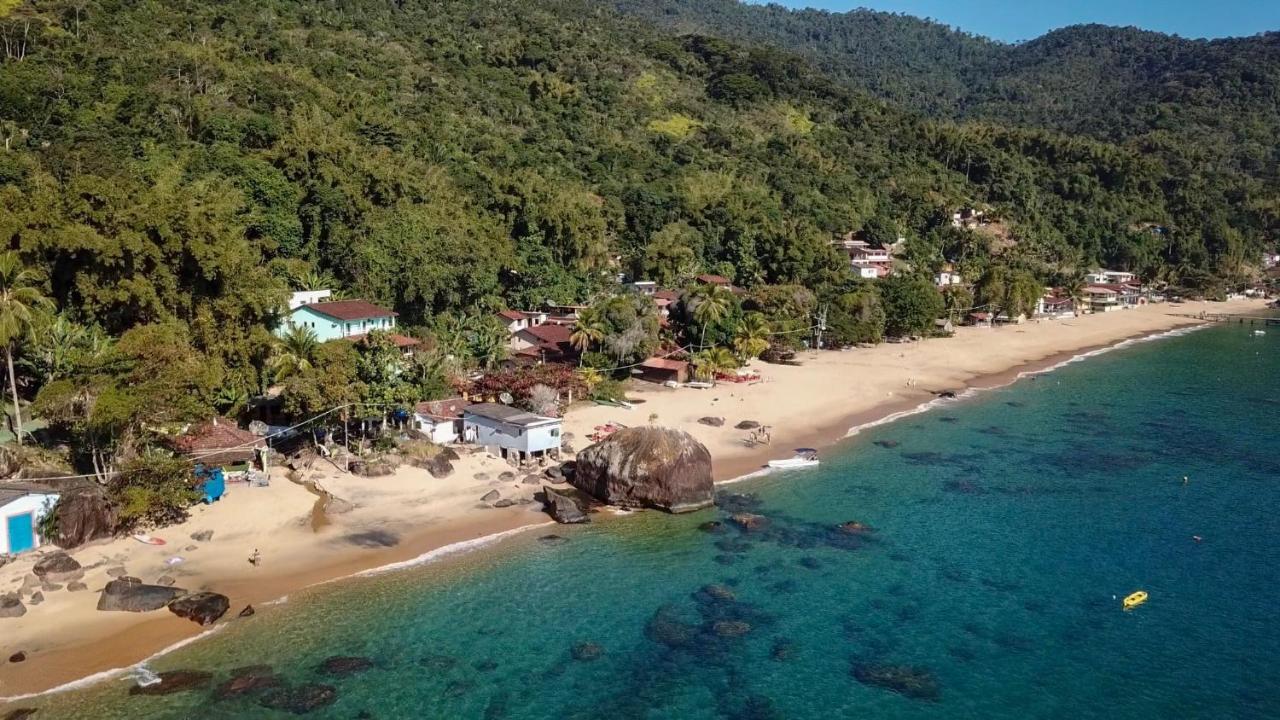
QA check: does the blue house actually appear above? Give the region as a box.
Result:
[278,299,398,342]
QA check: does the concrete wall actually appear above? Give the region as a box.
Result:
[1,493,59,555]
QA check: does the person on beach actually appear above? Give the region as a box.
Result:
[249,549,261,567]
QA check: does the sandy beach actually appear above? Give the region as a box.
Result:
[0,298,1268,699]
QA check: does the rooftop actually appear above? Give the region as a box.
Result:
[496,309,525,321]
[344,332,421,348]
[0,482,59,506]
[640,357,688,371]
[415,397,471,420]
[300,299,397,321]
[464,402,559,427]
[696,274,732,286]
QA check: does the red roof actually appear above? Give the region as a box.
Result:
[519,323,572,346]
[496,309,525,321]
[696,274,732,286]
[303,299,397,321]
[653,289,681,301]
[172,420,264,454]
[414,397,471,420]
[640,357,688,371]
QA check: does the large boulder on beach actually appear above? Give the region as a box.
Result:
[0,593,26,619]
[97,578,186,612]
[51,486,116,549]
[572,427,713,513]
[168,592,231,626]
[541,487,588,524]
[33,552,83,583]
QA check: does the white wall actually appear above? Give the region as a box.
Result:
[414,415,460,444]
[1,493,59,555]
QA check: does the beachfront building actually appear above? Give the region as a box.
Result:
[496,310,549,336]
[279,299,398,342]
[0,483,59,555]
[1037,293,1076,318]
[412,397,471,444]
[462,403,563,463]
[636,357,690,385]
[1085,284,1143,313]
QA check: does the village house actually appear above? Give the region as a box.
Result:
[496,309,548,336]
[636,357,691,385]
[934,264,964,287]
[288,289,332,309]
[951,207,987,229]
[462,403,563,463]
[1085,284,1143,313]
[172,419,268,480]
[1036,292,1076,318]
[1084,270,1137,285]
[625,280,658,296]
[832,233,894,279]
[511,323,578,365]
[412,397,471,444]
[279,299,398,342]
[1,483,59,555]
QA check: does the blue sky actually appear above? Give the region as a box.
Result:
[761,1,1280,43]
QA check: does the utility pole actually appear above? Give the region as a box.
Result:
[813,304,829,350]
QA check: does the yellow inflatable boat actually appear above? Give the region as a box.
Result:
[1122,590,1148,611]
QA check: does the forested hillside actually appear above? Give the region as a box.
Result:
[0,0,1272,410]
[613,1,1280,214]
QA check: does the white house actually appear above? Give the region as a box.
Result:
[412,398,471,444]
[278,299,398,342]
[1,484,60,555]
[463,403,563,463]
[625,281,658,296]
[288,289,332,310]
[1084,270,1137,285]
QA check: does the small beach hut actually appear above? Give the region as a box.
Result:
[172,419,267,480]
[636,357,690,385]
[462,403,563,464]
[413,397,471,444]
[0,483,60,555]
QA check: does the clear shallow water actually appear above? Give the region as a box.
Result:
[8,323,1280,719]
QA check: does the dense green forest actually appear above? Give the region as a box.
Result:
[614,1,1280,231]
[0,0,1275,504]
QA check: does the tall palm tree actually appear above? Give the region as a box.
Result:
[733,312,770,361]
[690,284,732,328]
[1062,273,1087,316]
[0,253,52,445]
[269,325,320,381]
[569,306,606,358]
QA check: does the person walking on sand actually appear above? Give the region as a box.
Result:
[249,549,261,567]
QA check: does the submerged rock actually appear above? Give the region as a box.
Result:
[712,620,752,637]
[128,670,213,696]
[214,665,280,699]
[570,642,604,661]
[572,427,713,513]
[317,655,374,676]
[541,487,588,524]
[851,663,940,701]
[419,654,458,671]
[729,513,769,531]
[698,521,727,534]
[837,521,875,536]
[873,440,900,449]
[3,708,37,720]
[259,683,338,714]
[98,579,186,612]
[239,604,256,617]
[168,592,231,626]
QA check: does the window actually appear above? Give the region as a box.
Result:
[550,429,560,437]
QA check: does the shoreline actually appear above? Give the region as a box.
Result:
[0,300,1266,701]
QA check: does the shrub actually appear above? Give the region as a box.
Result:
[110,452,201,531]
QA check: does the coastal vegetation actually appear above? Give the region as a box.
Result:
[0,0,1275,526]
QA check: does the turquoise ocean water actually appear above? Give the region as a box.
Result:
[5,322,1279,719]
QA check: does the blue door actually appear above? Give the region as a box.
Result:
[6,513,35,554]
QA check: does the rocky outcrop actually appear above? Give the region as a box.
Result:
[168,592,231,626]
[51,486,116,549]
[97,578,186,612]
[214,665,280,699]
[0,593,27,619]
[734,420,760,430]
[697,416,725,427]
[541,487,588,524]
[571,427,713,513]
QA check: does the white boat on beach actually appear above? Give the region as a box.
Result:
[767,450,820,470]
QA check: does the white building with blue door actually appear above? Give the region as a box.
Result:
[462,403,563,463]
[1,484,60,555]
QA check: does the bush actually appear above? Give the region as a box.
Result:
[591,379,627,403]
[110,452,201,531]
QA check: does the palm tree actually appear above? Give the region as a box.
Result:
[691,347,737,383]
[569,306,606,358]
[1062,273,1087,316]
[269,325,319,381]
[733,312,770,361]
[0,252,52,445]
[298,269,338,292]
[690,284,732,328]
[575,366,603,393]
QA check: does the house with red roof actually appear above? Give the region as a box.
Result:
[636,357,690,385]
[171,418,267,474]
[411,397,471,444]
[511,323,579,365]
[279,298,399,342]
